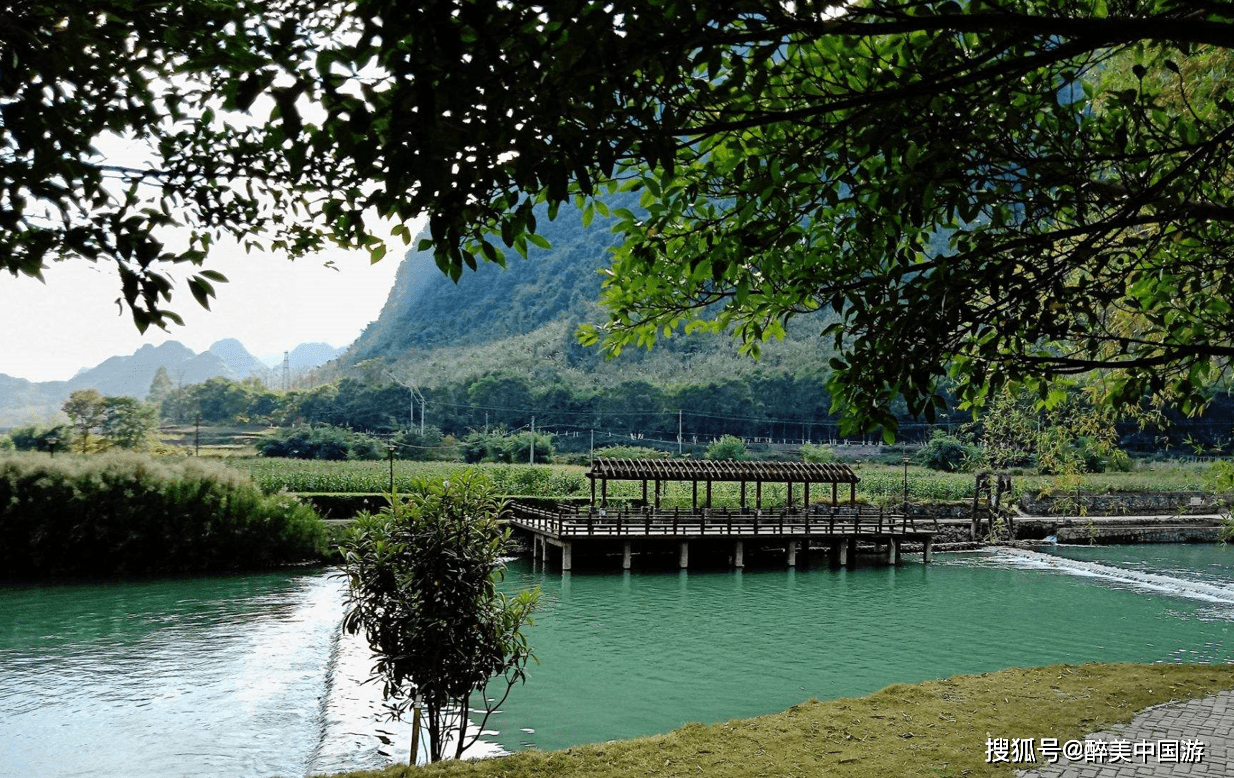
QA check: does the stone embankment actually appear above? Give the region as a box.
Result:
[907,491,1227,545]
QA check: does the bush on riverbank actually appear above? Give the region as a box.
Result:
[0,452,326,577]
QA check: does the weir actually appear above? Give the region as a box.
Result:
[509,458,937,571]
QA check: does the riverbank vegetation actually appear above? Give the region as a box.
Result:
[0,452,326,577]
[318,662,1234,778]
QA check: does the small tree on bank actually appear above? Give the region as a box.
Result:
[340,473,539,763]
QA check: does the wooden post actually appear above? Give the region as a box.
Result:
[601,478,608,509]
[850,482,856,506]
[562,541,573,572]
[590,475,596,507]
[741,481,747,509]
[679,541,689,569]
[756,480,763,509]
[787,481,793,508]
[734,540,744,568]
[924,536,934,563]
[623,540,632,570]
[655,479,661,510]
[847,536,858,567]
[832,482,838,506]
[692,481,698,511]
[642,479,648,505]
[804,482,811,510]
[787,539,798,567]
[706,480,712,509]
[887,537,898,565]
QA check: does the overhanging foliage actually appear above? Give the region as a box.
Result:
[8,0,1234,432]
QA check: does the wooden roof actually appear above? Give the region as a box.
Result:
[587,458,860,484]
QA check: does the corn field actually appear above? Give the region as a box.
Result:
[228,458,1215,505]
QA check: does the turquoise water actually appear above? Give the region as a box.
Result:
[1,545,1233,777]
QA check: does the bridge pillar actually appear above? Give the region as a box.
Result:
[887,537,898,565]
[622,541,632,570]
[562,541,573,572]
[734,540,744,568]
[679,541,689,569]
[923,536,933,563]
[830,540,845,567]
[787,540,799,567]
[847,537,858,568]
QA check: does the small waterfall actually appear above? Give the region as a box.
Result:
[303,582,346,775]
[995,547,1234,605]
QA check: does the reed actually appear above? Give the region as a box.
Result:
[0,451,326,577]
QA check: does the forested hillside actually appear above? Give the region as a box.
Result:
[347,196,632,360]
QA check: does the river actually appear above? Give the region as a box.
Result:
[2,544,1232,778]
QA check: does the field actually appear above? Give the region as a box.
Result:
[226,458,1217,506]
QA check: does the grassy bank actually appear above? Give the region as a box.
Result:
[313,663,1233,778]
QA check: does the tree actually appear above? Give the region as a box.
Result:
[147,367,175,407]
[62,389,107,452]
[914,430,981,473]
[340,474,539,763]
[12,1,1234,432]
[969,386,1129,473]
[99,397,159,450]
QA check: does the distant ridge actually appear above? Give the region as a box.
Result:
[0,338,340,427]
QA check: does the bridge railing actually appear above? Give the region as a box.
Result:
[508,502,931,537]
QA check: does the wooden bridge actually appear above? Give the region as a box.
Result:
[508,458,937,571]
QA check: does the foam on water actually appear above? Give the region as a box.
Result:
[991,547,1234,605]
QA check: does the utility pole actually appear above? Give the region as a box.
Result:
[590,429,594,460]
[195,414,200,456]
[385,369,419,433]
[530,416,535,464]
[388,445,396,494]
[678,409,683,456]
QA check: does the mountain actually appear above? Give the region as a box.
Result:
[346,197,629,362]
[330,197,841,396]
[208,339,271,380]
[0,339,337,427]
[288,342,344,370]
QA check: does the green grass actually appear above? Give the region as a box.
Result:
[309,662,1234,778]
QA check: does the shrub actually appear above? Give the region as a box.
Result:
[800,443,836,463]
[914,432,981,473]
[8,424,69,452]
[593,445,671,460]
[394,426,448,461]
[705,435,750,461]
[257,424,386,460]
[0,451,326,577]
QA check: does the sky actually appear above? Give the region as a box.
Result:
[0,230,415,383]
